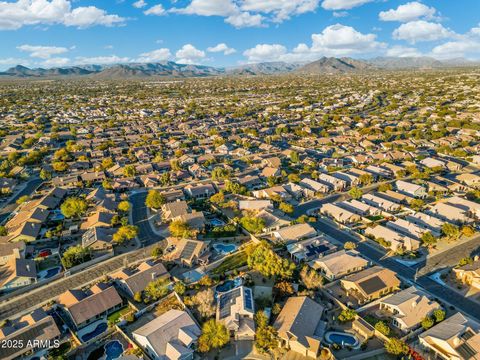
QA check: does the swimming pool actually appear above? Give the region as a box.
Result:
[105,340,124,360]
[38,266,62,280]
[325,331,360,348]
[213,243,238,255]
[215,277,242,293]
[81,322,108,343]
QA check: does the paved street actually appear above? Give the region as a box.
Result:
[130,191,164,246]
[0,177,43,223]
[313,217,480,322]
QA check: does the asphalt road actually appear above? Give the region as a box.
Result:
[0,177,43,223]
[313,217,480,322]
[0,247,154,321]
[130,191,164,246]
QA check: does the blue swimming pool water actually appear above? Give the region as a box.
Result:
[213,243,237,254]
[81,322,108,342]
[45,267,61,278]
[105,340,123,360]
[326,332,358,346]
[215,277,242,293]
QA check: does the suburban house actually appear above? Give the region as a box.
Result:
[340,266,401,304]
[0,257,37,292]
[132,309,201,360]
[362,193,402,212]
[0,242,26,266]
[299,178,330,196]
[309,250,369,281]
[286,236,337,263]
[428,202,472,224]
[161,201,189,221]
[405,212,445,235]
[238,200,273,211]
[112,260,170,298]
[168,239,210,267]
[453,260,480,294]
[184,183,216,200]
[273,296,326,359]
[419,312,480,360]
[57,283,123,329]
[320,203,362,224]
[216,286,255,340]
[272,223,317,243]
[82,227,116,251]
[365,224,421,252]
[396,180,427,198]
[379,286,441,332]
[0,308,61,360]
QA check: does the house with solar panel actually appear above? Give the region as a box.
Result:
[286,236,337,263]
[168,239,210,267]
[340,266,401,305]
[419,312,480,360]
[216,286,255,340]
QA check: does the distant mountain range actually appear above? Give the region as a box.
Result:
[1,56,479,79]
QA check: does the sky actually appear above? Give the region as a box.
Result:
[0,0,479,70]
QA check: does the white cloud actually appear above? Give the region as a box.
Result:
[386,45,422,57]
[243,44,287,62]
[171,0,319,27]
[175,44,206,64]
[136,48,172,62]
[241,0,320,22]
[243,24,384,63]
[74,55,130,65]
[133,0,147,9]
[309,24,384,54]
[225,12,264,28]
[0,57,30,69]
[207,43,236,55]
[393,20,453,43]
[17,44,69,59]
[41,57,70,67]
[321,0,373,11]
[174,0,237,16]
[144,4,165,16]
[431,40,480,59]
[379,2,436,22]
[0,0,125,30]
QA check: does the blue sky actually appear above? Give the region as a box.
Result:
[1,0,479,70]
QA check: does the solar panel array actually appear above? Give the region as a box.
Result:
[180,241,197,260]
[218,288,241,319]
[305,244,329,257]
[244,288,253,311]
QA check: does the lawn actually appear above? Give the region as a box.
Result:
[107,306,132,325]
[36,256,61,271]
[212,251,247,275]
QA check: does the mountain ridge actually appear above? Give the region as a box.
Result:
[1,56,478,78]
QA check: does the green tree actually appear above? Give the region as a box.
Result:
[151,246,163,259]
[290,151,300,163]
[113,225,138,244]
[344,241,357,250]
[16,195,29,205]
[143,277,169,302]
[348,187,363,199]
[39,168,52,180]
[0,226,7,236]
[198,320,230,353]
[375,321,390,336]
[433,309,446,323]
[279,202,294,214]
[385,338,409,356]
[118,200,131,212]
[133,291,142,302]
[209,192,225,205]
[421,231,437,248]
[123,165,136,177]
[246,242,295,279]
[211,167,230,181]
[145,189,166,209]
[461,225,475,237]
[338,309,356,322]
[255,311,278,353]
[239,217,265,234]
[173,281,186,295]
[61,197,88,219]
[421,316,435,330]
[359,173,373,185]
[61,245,91,269]
[378,183,392,192]
[442,223,460,240]
[410,198,425,211]
[169,220,196,238]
